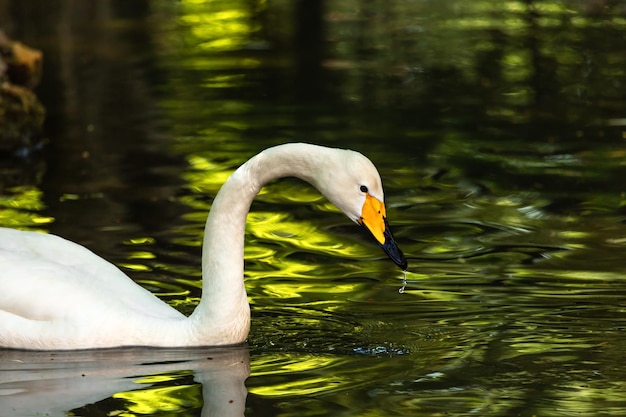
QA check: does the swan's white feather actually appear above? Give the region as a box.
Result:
[0,228,183,322]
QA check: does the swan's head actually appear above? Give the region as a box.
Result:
[313,148,408,270]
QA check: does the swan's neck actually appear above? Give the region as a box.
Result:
[189,144,335,344]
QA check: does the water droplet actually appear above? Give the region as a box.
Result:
[398,270,407,294]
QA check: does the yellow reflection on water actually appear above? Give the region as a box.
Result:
[251,375,345,397]
[124,237,156,245]
[112,381,200,415]
[0,186,53,229]
[179,0,261,52]
[185,155,234,192]
[127,251,157,260]
[118,263,152,272]
[250,354,349,397]
[261,282,359,299]
[202,73,247,88]
[253,354,340,376]
[548,382,626,415]
[248,211,372,260]
[0,186,45,210]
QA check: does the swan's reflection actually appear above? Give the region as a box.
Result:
[0,346,249,417]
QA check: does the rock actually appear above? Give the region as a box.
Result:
[0,30,45,153]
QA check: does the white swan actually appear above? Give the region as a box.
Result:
[0,143,407,350]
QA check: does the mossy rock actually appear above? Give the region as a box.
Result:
[0,30,45,153]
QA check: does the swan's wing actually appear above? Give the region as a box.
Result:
[0,228,184,321]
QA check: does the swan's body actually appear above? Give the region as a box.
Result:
[0,143,406,350]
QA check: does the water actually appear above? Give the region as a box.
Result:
[1,0,626,415]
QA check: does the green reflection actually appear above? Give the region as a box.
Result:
[249,353,408,398]
[179,2,260,52]
[127,251,157,260]
[0,186,53,229]
[118,263,152,272]
[113,380,201,415]
[247,211,372,259]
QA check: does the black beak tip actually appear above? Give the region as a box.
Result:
[381,239,408,271]
[397,256,408,271]
[361,218,408,270]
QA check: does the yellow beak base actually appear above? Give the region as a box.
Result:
[358,194,407,270]
[359,194,387,244]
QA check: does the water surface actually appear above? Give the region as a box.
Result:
[1,0,626,415]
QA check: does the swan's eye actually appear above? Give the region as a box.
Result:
[360,185,368,193]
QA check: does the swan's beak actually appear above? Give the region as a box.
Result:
[358,194,408,270]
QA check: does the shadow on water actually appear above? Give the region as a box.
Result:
[1,0,626,415]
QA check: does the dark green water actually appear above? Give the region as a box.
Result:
[1,0,626,415]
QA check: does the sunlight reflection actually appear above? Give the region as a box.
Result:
[249,354,349,397]
[0,186,52,229]
[247,211,372,259]
[179,1,259,53]
[113,382,201,414]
